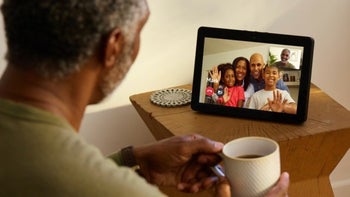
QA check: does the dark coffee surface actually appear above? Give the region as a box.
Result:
[236,154,262,159]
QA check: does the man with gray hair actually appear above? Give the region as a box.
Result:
[0,1,289,196]
[273,49,297,70]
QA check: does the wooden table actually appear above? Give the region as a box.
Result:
[130,84,350,197]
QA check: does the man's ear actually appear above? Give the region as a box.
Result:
[104,28,123,68]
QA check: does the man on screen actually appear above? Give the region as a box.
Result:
[272,49,297,70]
[249,53,289,92]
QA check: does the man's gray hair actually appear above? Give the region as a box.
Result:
[1,0,147,79]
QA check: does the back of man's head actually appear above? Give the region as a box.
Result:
[1,0,147,79]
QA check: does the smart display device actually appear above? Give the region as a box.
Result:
[191,27,314,123]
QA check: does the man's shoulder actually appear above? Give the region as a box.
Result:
[273,61,296,70]
[286,62,296,69]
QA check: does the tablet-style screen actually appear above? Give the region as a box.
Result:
[191,27,314,123]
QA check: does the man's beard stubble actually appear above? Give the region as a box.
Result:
[99,38,134,101]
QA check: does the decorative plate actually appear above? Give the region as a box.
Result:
[150,88,192,107]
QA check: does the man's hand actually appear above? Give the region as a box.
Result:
[265,172,290,197]
[133,134,224,193]
[215,172,290,197]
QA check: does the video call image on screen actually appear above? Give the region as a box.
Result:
[200,38,303,114]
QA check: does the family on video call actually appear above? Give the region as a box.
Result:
[205,49,298,114]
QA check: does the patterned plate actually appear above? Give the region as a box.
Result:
[150,88,192,107]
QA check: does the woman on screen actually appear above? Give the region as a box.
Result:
[232,57,254,107]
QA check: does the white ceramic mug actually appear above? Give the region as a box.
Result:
[219,136,280,197]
